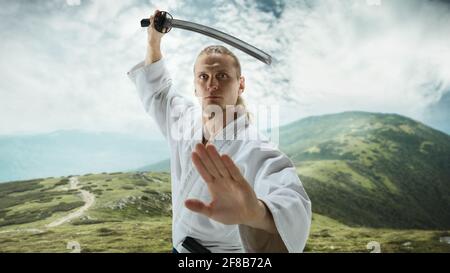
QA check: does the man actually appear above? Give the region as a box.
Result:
[128,10,311,253]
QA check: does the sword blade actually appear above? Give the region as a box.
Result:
[171,19,272,65]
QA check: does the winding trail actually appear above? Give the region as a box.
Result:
[45,177,95,228]
[0,177,95,234]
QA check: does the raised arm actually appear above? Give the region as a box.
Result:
[128,10,194,139]
[145,10,164,65]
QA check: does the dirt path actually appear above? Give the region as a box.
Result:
[45,177,95,228]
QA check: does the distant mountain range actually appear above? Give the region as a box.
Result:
[135,158,171,172]
[0,130,169,183]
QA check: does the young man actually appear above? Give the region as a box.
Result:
[127,10,311,253]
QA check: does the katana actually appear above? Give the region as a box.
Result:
[140,11,272,65]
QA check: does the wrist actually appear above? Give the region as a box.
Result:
[148,38,161,47]
[145,48,162,65]
[244,200,268,229]
[244,199,277,234]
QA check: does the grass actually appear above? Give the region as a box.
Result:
[297,160,376,190]
[0,167,449,253]
[0,218,172,253]
[306,214,450,253]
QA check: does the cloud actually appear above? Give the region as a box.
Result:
[0,0,449,137]
[274,0,450,128]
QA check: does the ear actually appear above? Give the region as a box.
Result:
[238,76,245,96]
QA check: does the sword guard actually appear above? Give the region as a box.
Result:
[140,11,173,33]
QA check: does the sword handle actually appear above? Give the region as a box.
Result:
[140,11,173,33]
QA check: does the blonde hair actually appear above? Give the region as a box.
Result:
[196,45,241,79]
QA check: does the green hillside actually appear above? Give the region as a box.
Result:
[0,172,449,253]
[280,111,450,229]
[137,111,450,229]
[0,172,172,252]
[1,111,449,252]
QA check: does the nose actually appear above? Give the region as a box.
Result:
[206,77,219,92]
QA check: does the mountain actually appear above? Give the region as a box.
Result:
[0,130,170,183]
[135,158,171,172]
[133,111,450,229]
[1,112,449,252]
[279,111,450,229]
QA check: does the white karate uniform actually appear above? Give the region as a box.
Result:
[127,59,312,253]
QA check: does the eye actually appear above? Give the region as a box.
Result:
[217,73,228,79]
[199,74,208,80]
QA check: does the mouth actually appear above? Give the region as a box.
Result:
[205,96,222,99]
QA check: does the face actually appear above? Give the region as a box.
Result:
[194,53,245,110]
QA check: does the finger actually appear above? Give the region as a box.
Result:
[185,199,212,217]
[152,10,160,23]
[149,10,159,24]
[148,15,154,30]
[206,144,230,178]
[195,143,221,178]
[192,151,214,183]
[221,154,245,182]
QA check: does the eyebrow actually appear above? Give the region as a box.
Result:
[197,69,230,74]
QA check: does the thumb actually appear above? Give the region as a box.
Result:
[185,199,212,217]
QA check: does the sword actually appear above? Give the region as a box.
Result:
[140,11,272,65]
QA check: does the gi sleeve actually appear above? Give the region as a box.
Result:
[127,59,194,139]
[238,143,312,253]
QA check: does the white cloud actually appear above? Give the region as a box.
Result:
[275,0,450,125]
[0,0,449,137]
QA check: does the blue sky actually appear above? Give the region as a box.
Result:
[1,0,449,139]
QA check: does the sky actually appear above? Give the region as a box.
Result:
[1,0,449,139]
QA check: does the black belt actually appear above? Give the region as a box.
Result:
[181,236,211,253]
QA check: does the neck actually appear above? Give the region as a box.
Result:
[202,109,238,143]
[202,110,225,142]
